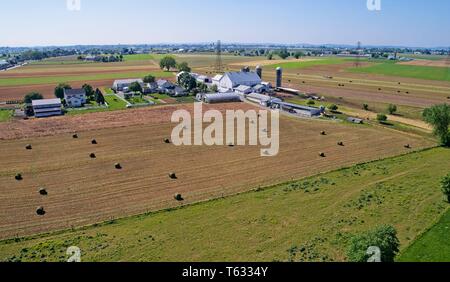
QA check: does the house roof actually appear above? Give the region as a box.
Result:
[224,71,262,85]
[64,88,86,96]
[32,99,62,106]
[0,60,8,65]
[235,85,252,91]
[212,74,223,81]
[113,79,143,85]
[157,79,173,87]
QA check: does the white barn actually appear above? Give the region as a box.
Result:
[217,71,262,91]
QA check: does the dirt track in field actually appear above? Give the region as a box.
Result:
[399,60,450,68]
[0,103,434,239]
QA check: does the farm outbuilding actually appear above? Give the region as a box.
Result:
[246,93,281,107]
[112,79,144,92]
[198,92,242,104]
[32,99,62,118]
[347,117,364,124]
[272,101,324,117]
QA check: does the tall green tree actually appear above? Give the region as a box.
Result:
[82,84,95,100]
[24,92,43,104]
[177,62,191,72]
[129,82,143,93]
[347,225,400,262]
[423,104,450,146]
[95,88,106,105]
[54,83,72,99]
[387,104,397,115]
[143,74,156,83]
[159,56,177,71]
[178,72,197,91]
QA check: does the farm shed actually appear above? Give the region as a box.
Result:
[234,85,253,95]
[32,99,62,118]
[200,92,242,104]
[64,88,86,108]
[215,71,262,92]
[246,93,281,107]
[112,79,144,92]
[272,101,324,117]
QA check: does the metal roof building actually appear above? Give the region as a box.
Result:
[272,101,324,117]
[246,93,281,107]
[198,92,242,104]
[32,99,62,118]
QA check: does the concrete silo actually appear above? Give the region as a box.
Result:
[255,65,262,79]
[276,67,283,88]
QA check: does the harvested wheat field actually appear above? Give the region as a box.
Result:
[0,104,434,239]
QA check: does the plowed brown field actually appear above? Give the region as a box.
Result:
[0,104,434,239]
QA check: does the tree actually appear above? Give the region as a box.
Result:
[24,92,43,104]
[363,104,369,111]
[143,74,156,83]
[347,225,400,262]
[129,82,142,93]
[197,82,208,93]
[377,113,388,123]
[267,52,273,60]
[277,48,290,60]
[178,72,197,91]
[159,56,177,71]
[94,88,105,105]
[423,104,450,146]
[54,83,72,99]
[209,84,218,93]
[387,104,397,115]
[441,174,450,203]
[294,51,305,59]
[177,62,191,72]
[82,84,95,100]
[328,104,339,112]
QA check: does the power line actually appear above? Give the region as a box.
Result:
[214,40,224,74]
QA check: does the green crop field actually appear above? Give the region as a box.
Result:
[1,147,448,262]
[349,62,450,82]
[265,58,352,70]
[0,110,13,122]
[0,71,173,87]
[398,209,450,262]
[123,54,159,61]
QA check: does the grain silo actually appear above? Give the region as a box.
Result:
[255,65,262,78]
[276,67,283,88]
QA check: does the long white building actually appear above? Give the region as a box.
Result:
[213,71,262,92]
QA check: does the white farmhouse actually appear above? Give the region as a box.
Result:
[215,71,262,92]
[64,89,87,108]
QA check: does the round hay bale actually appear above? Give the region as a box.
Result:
[164,138,171,144]
[39,188,48,196]
[319,152,326,158]
[25,144,32,150]
[36,207,46,216]
[378,88,382,91]
[73,134,78,139]
[320,131,326,136]
[115,163,122,169]
[337,141,344,146]
[406,91,409,94]
[91,139,97,145]
[404,144,411,149]
[90,153,97,159]
[169,172,177,179]
[15,173,23,181]
[228,143,235,147]
[174,193,183,201]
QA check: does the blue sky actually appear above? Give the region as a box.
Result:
[1,0,449,47]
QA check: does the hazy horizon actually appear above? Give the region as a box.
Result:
[1,0,450,48]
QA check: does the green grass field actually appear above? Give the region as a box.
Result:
[266,58,351,70]
[123,54,158,61]
[398,209,450,262]
[350,62,450,82]
[0,71,173,87]
[0,109,13,122]
[0,147,448,262]
[105,95,128,110]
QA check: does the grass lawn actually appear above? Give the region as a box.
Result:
[126,96,148,104]
[349,62,450,82]
[105,95,128,110]
[398,208,450,262]
[0,71,173,87]
[123,54,158,61]
[0,109,13,122]
[0,147,448,262]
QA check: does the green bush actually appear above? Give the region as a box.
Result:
[347,225,400,262]
[377,113,388,123]
[441,174,450,203]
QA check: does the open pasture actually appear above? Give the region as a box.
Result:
[0,103,433,239]
[0,147,447,262]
